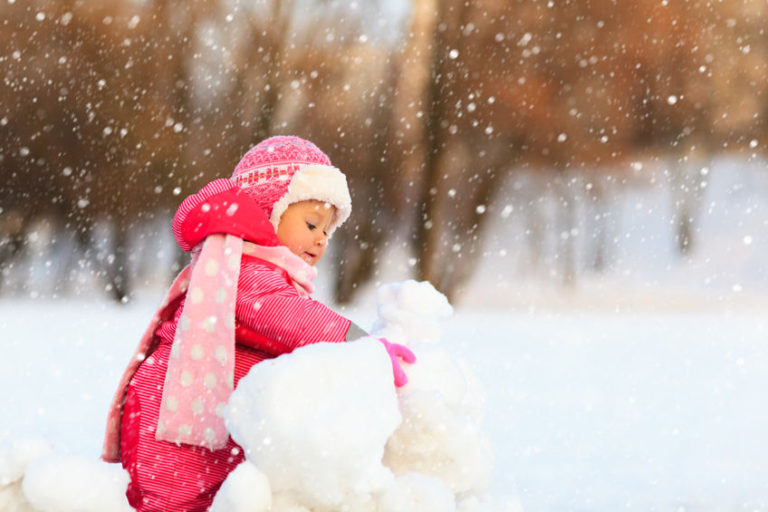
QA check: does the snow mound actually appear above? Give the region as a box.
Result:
[23,455,131,512]
[0,438,54,487]
[21,455,132,512]
[0,438,54,512]
[0,439,132,512]
[375,281,494,501]
[222,280,514,510]
[225,338,401,510]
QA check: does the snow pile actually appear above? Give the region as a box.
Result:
[222,338,401,511]
[22,455,133,512]
[0,438,53,512]
[0,439,132,512]
[374,281,496,511]
[220,279,512,511]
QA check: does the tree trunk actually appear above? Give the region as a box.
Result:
[556,172,578,287]
[105,219,131,303]
[413,0,469,294]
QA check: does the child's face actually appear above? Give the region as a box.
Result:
[276,200,336,266]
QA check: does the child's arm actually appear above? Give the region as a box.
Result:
[235,259,415,387]
[234,260,361,355]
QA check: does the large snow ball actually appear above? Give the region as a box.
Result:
[372,280,454,344]
[225,338,402,510]
[21,455,133,512]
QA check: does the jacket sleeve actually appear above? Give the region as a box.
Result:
[234,259,353,355]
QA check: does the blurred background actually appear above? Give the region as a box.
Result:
[2,3,768,509]
[1,0,767,307]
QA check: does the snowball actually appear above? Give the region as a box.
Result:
[225,339,401,510]
[21,455,133,512]
[0,438,54,485]
[0,439,54,512]
[210,461,271,512]
[377,473,456,512]
[372,280,453,344]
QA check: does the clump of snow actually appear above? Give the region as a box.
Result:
[0,438,53,512]
[225,338,401,511]
[221,280,510,511]
[372,280,453,344]
[21,454,132,512]
[210,461,271,512]
[0,438,54,487]
[0,439,131,512]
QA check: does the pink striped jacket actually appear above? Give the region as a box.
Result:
[102,253,355,462]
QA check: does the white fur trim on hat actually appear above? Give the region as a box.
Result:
[268,164,352,234]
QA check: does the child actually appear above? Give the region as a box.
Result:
[102,136,415,512]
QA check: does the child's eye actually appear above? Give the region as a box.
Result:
[306,222,316,231]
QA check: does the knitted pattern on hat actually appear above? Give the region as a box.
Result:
[230,135,351,233]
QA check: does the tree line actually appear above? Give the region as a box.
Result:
[1,0,766,302]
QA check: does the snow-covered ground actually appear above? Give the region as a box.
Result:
[1,157,767,510]
[1,294,767,511]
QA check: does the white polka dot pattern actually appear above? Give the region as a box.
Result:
[190,344,204,360]
[190,287,204,304]
[215,346,227,366]
[191,398,204,415]
[205,259,219,276]
[157,233,242,450]
[180,371,193,387]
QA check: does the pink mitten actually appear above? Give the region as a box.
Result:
[379,338,417,387]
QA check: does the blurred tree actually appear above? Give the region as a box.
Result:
[398,0,525,300]
[1,0,766,302]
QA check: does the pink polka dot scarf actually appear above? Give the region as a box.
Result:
[156,234,316,450]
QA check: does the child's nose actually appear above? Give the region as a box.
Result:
[315,234,327,246]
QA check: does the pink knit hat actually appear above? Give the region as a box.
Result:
[231,136,351,233]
